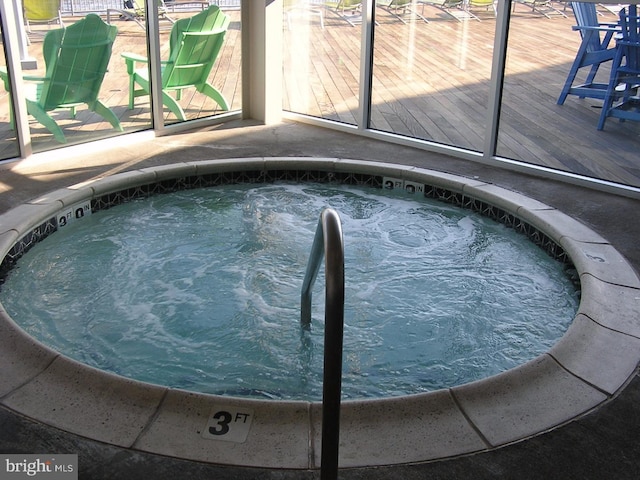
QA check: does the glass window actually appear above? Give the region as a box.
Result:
[0,22,20,160]
[6,0,147,151]
[370,0,495,152]
[158,1,242,125]
[497,2,640,189]
[283,0,361,125]
[14,0,136,151]
[2,0,241,154]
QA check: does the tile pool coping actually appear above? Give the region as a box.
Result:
[0,157,639,469]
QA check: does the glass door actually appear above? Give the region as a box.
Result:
[370,0,495,152]
[283,0,361,125]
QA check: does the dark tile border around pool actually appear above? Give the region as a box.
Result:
[0,158,638,470]
[1,168,572,283]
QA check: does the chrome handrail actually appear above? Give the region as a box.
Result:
[300,208,344,480]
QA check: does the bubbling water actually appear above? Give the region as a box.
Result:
[0,183,579,400]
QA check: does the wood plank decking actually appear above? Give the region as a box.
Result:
[1,4,639,189]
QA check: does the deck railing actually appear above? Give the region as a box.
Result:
[61,0,242,15]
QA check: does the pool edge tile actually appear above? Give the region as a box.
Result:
[452,355,608,447]
[334,159,410,179]
[465,183,554,213]
[191,157,268,174]
[0,203,60,238]
[550,313,640,395]
[0,307,58,398]
[2,356,166,448]
[411,168,486,193]
[84,170,159,197]
[268,156,338,170]
[0,230,19,258]
[29,186,94,210]
[517,208,609,245]
[133,390,311,469]
[139,162,197,181]
[561,238,640,288]
[311,391,487,468]
[578,274,640,338]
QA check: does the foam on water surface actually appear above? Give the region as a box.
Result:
[0,183,579,400]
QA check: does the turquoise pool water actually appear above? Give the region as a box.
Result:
[0,183,579,400]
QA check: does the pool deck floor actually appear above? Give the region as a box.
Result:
[1,120,640,479]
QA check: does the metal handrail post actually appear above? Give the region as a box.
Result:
[300,219,324,330]
[300,208,345,480]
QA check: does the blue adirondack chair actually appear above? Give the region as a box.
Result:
[597,5,640,130]
[557,2,619,105]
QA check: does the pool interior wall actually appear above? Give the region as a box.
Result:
[0,158,639,471]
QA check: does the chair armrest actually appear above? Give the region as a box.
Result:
[0,68,46,93]
[22,75,46,82]
[572,25,620,33]
[572,24,621,48]
[0,67,7,89]
[122,52,149,74]
[0,67,46,82]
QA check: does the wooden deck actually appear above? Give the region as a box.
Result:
[2,4,639,188]
[0,8,244,156]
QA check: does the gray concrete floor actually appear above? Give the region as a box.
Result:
[1,120,639,479]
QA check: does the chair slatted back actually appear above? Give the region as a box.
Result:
[619,5,640,72]
[571,2,606,53]
[40,14,117,110]
[166,31,227,88]
[163,6,230,90]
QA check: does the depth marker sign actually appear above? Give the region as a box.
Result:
[202,406,254,443]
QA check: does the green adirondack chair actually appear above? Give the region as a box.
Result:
[121,5,230,121]
[0,14,123,143]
